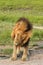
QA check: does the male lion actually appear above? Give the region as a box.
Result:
[11,17,32,61]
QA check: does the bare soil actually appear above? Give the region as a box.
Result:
[0,41,43,65]
[0,49,43,65]
[0,54,43,65]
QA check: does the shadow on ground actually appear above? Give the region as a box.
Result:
[0,49,43,65]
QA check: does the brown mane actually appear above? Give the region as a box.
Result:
[16,17,32,31]
[11,17,33,61]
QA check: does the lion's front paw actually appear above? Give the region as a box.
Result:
[11,57,17,61]
[21,57,26,61]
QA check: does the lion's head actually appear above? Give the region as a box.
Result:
[14,30,23,46]
[11,17,32,46]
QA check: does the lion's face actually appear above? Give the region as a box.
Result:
[14,30,23,45]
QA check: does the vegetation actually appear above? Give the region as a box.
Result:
[0,21,43,45]
[0,0,43,54]
[0,0,43,26]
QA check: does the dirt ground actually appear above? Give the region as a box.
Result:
[0,49,43,65]
[0,41,43,65]
[0,54,43,65]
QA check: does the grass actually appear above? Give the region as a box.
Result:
[0,49,13,55]
[0,21,43,45]
[0,10,43,26]
[0,0,43,11]
[0,0,43,54]
[0,22,13,45]
[0,0,43,26]
[31,29,43,41]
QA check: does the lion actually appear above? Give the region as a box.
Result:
[11,17,32,61]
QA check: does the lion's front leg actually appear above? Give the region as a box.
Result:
[21,46,28,61]
[17,45,20,57]
[11,44,17,61]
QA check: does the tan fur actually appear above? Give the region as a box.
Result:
[21,46,28,61]
[22,30,32,44]
[17,45,20,55]
[11,18,32,61]
[11,45,17,60]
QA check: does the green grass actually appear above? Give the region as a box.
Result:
[0,10,43,26]
[0,0,43,46]
[3,49,13,55]
[31,29,43,41]
[0,22,13,45]
[0,0,43,26]
[0,21,43,45]
[0,49,13,55]
[0,0,43,11]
